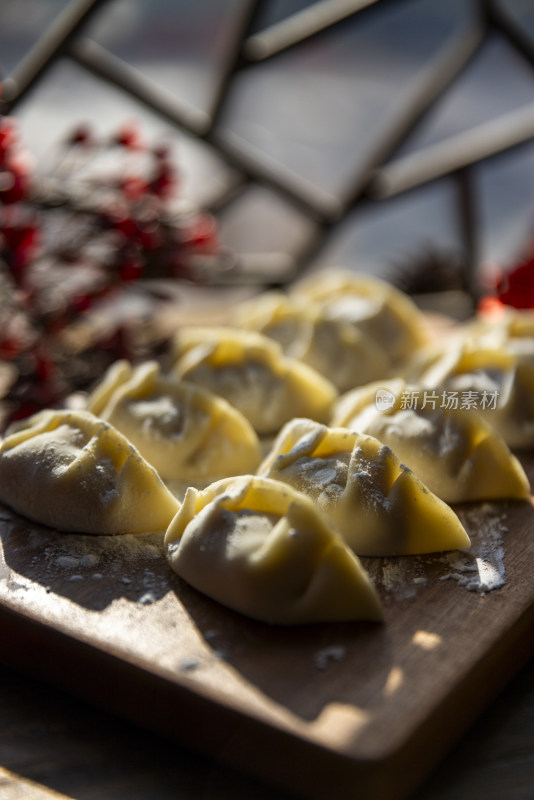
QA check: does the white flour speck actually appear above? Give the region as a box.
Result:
[179,657,201,673]
[139,591,156,605]
[55,555,79,569]
[79,553,100,568]
[373,559,419,600]
[314,645,346,670]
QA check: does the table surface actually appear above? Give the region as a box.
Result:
[1,654,534,800]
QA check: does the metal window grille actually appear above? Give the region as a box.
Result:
[2,0,534,309]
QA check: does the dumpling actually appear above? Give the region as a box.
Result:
[171,327,337,435]
[86,358,134,417]
[235,291,390,392]
[87,360,262,485]
[165,475,383,625]
[463,307,534,358]
[331,378,530,503]
[408,343,534,450]
[258,418,470,556]
[0,409,180,534]
[290,269,430,368]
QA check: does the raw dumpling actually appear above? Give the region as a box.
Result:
[235,290,389,392]
[463,307,534,358]
[407,343,534,450]
[258,418,470,556]
[165,474,383,625]
[331,378,530,503]
[0,409,180,534]
[171,327,337,435]
[290,269,429,368]
[87,360,262,485]
[86,358,134,417]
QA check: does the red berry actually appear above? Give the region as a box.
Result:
[0,161,29,204]
[67,123,94,147]
[0,335,22,359]
[1,221,40,274]
[180,212,218,251]
[137,219,161,251]
[497,257,534,309]
[108,213,138,239]
[0,119,17,161]
[72,292,93,313]
[36,353,55,383]
[149,160,176,198]
[118,257,142,281]
[114,123,144,150]
[120,175,148,201]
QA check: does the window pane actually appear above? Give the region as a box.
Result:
[85,0,244,120]
[218,0,475,204]
[0,0,69,77]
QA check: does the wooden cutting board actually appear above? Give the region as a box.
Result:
[1,458,534,800]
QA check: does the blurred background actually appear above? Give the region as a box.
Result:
[2,0,534,313]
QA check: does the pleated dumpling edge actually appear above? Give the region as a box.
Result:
[258,418,471,557]
[0,409,180,535]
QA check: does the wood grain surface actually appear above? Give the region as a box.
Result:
[1,458,534,800]
[3,654,534,800]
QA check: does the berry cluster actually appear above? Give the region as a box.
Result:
[0,107,223,427]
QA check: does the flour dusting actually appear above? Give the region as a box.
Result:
[363,556,429,601]
[362,502,508,601]
[440,504,507,594]
[0,518,171,607]
[380,560,419,600]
